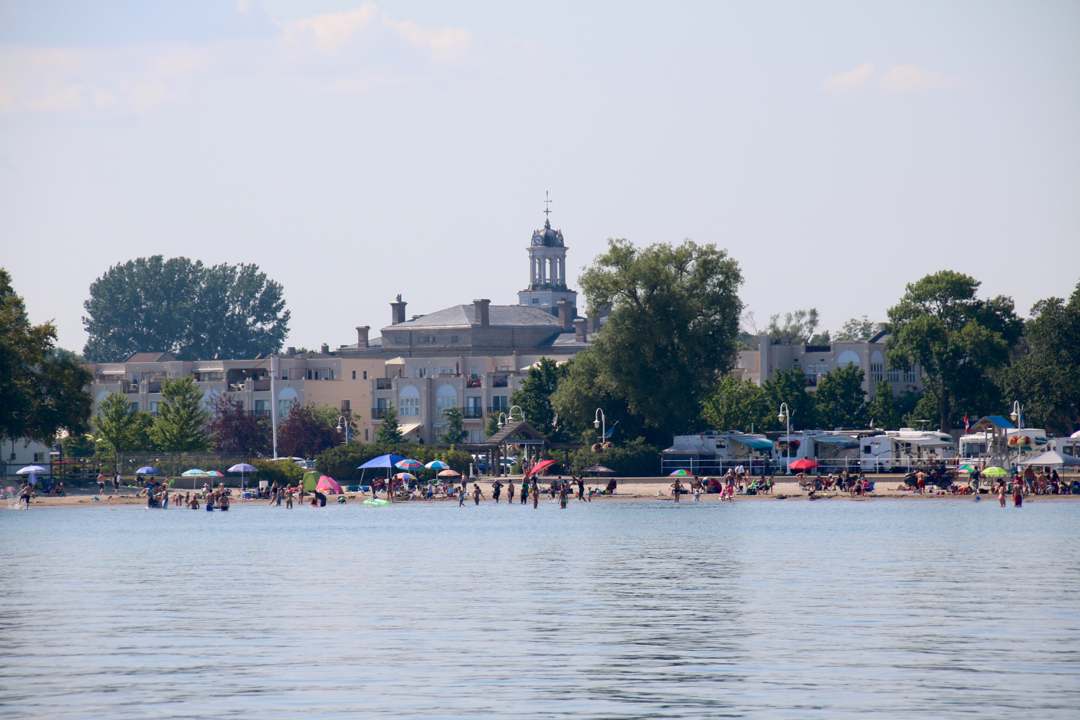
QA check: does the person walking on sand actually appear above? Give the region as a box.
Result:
[473,483,484,505]
[96,471,107,495]
[916,470,926,495]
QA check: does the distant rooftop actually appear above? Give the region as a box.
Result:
[386,304,563,330]
[123,352,177,363]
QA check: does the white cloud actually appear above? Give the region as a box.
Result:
[822,61,875,91]
[822,62,963,93]
[0,3,475,116]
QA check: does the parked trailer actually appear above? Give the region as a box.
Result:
[859,429,955,473]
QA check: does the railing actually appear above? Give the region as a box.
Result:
[487,406,509,415]
[371,407,390,420]
[146,382,162,393]
[466,375,482,388]
[375,378,393,390]
[492,376,508,388]
[463,407,485,419]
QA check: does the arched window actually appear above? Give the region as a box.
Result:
[435,384,458,422]
[278,387,299,417]
[870,351,885,383]
[399,385,420,417]
[837,350,861,368]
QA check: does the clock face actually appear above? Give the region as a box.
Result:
[533,235,543,245]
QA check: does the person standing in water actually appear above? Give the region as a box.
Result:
[671,478,683,502]
[492,480,502,504]
[520,479,529,504]
[472,483,485,505]
[531,483,540,509]
[558,485,569,509]
[507,480,515,505]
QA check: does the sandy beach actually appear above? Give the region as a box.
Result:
[12,474,1079,508]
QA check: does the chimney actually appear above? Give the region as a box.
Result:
[574,318,587,343]
[557,301,573,332]
[287,346,296,356]
[391,294,406,325]
[320,343,330,355]
[355,326,369,348]
[473,299,490,327]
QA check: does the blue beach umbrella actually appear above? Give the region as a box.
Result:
[135,466,159,475]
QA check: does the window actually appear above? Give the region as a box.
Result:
[532,298,539,304]
[400,396,420,416]
[395,336,404,344]
[436,395,457,417]
[470,430,483,443]
[278,398,296,416]
[365,429,369,441]
[255,400,269,416]
[451,336,459,343]
[870,363,884,383]
[904,369,916,383]
[281,371,288,380]
[130,401,139,411]
[492,396,509,411]
[150,401,159,415]
[341,399,351,412]
[33,452,44,462]
[887,369,901,383]
[352,370,356,380]
[363,371,367,380]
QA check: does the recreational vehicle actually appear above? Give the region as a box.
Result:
[859,429,955,472]
[662,431,774,475]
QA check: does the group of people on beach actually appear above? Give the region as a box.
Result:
[458,474,594,509]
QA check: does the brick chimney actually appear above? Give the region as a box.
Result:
[556,301,573,332]
[391,294,406,325]
[574,318,587,343]
[355,326,369,348]
[473,299,490,327]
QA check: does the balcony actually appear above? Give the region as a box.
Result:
[375,378,393,390]
[463,407,485,419]
[466,375,482,388]
[492,376,508,388]
[371,407,389,420]
[487,406,510,415]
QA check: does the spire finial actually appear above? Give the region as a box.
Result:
[544,191,552,218]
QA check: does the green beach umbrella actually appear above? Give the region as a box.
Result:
[981,466,1008,476]
[669,469,690,476]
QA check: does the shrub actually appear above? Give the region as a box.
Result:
[251,458,305,486]
[571,438,660,477]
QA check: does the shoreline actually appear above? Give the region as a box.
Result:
[10,478,1077,507]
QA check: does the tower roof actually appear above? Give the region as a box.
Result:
[530,219,564,248]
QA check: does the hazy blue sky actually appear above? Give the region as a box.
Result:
[2,0,1078,353]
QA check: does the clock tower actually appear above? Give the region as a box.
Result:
[517,195,577,316]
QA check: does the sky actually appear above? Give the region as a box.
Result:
[2,0,1078,353]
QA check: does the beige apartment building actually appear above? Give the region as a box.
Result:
[86,350,385,444]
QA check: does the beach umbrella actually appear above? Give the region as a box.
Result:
[394,472,416,481]
[437,469,461,478]
[206,470,224,477]
[16,465,47,474]
[584,465,615,473]
[957,464,975,473]
[135,466,159,475]
[425,460,450,469]
[182,468,209,490]
[357,454,406,501]
[228,463,258,491]
[981,466,1008,476]
[789,459,819,471]
[669,469,690,476]
[395,459,423,470]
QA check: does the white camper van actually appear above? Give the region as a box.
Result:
[859,429,955,472]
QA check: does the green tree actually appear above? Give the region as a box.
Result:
[375,404,404,445]
[701,375,770,433]
[996,282,1080,434]
[485,412,502,439]
[94,391,153,459]
[761,369,816,430]
[1,269,93,444]
[768,308,825,345]
[886,271,1023,431]
[813,364,867,429]
[82,256,290,362]
[149,377,211,451]
[509,357,573,442]
[552,238,743,445]
[865,381,900,430]
[834,316,877,341]
[437,406,468,445]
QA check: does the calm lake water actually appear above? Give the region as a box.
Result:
[1,498,1078,719]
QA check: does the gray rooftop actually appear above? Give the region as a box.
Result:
[385,305,564,331]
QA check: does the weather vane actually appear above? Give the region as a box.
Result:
[544,191,552,217]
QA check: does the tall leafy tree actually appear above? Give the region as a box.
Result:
[767,308,830,345]
[1,269,93,444]
[206,394,270,455]
[510,357,573,442]
[701,375,770,433]
[437,407,468,445]
[82,256,289,361]
[813,365,867,429]
[834,316,877,341]
[375,404,404,445]
[996,282,1080,434]
[761,369,816,430]
[149,377,211,451]
[886,271,1022,431]
[94,391,153,460]
[552,238,743,445]
[865,380,900,430]
[277,403,339,458]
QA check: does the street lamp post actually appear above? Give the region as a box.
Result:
[593,408,606,443]
[778,403,792,474]
[1010,400,1024,429]
[336,414,351,444]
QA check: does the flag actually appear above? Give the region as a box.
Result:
[964,413,970,434]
